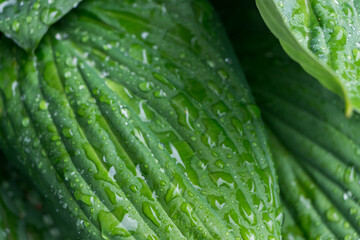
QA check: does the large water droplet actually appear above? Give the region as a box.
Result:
[142,202,161,227]
[22,117,30,127]
[209,172,235,189]
[40,7,61,25]
[138,82,153,92]
[11,21,20,32]
[326,208,340,222]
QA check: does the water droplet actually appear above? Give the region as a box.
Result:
[207,60,215,68]
[329,26,347,50]
[65,57,77,67]
[26,16,32,23]
[171,94,198,130]
[326,208,340,222]
[62,127,73,138]
[353,48,360,64]
[108,166,116,181]
[344,166,355,183]
[11,21,20,32]
[208,81,222,96]
[105,187,120,205]
[180,202,198,227]
[350,207,357,215]
[158,143,165,150]
[165,184,183,203]
[33,2,40,10]
[152,72,174,90]
[211,101,229,117]
[138,82,153,92]
[214,160,224,169]
[22,117,30,127]
[133,128,149,148]
[98,210,132,237]
[142,202,161,226]
[64,71,72,79]
[129,44,151,64]
[130,185,138,193]
[39,100,48,110]
[153,90,166,98]
[40,7,61,25]
[33,138,40,148]
[344,234,353,240]
[209,172,235,189]
[74,190,93,206]
[217,69,229,81]
[81,35,89,42]
[141,32,149,39]
[201,118,222,148]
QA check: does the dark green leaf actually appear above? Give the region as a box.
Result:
[216,1,360,239]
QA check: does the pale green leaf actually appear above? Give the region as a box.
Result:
[0,0,82,51]
[256,0,360,116]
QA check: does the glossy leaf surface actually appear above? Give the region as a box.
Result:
[0,0,82,51]
[256,0,360,116]
[0,0,281,238]
[217,1,360,238]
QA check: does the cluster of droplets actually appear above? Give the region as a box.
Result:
[0,0,82,49]
[0,0,285,239]
[275,0,360,107]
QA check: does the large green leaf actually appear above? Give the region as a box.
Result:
[216,1,360,238]
[269,132,360,240]
[250,10,360,240]
[252,49,360,238]
[0,0,281,238]
[256,0,360,116]
[0,0,82,51]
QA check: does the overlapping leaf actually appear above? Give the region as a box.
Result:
[256,0,360,116]
[216,1,360,239]
[0,0,82,51]
[253,53,360,238]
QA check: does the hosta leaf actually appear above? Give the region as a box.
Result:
[216,1,360,238]
[269,132,360,240]
[254,53,360,237]
[0,0,281,239]
[0,0,82,51]
[256,0,360,116]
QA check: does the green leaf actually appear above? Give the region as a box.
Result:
[250,14,360,240]
[0,0,82,51]
[0,0,282,239]
[253,53,360,237]
[216,1,360,238]
[255,0,360,116]
[269,132,360,239]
